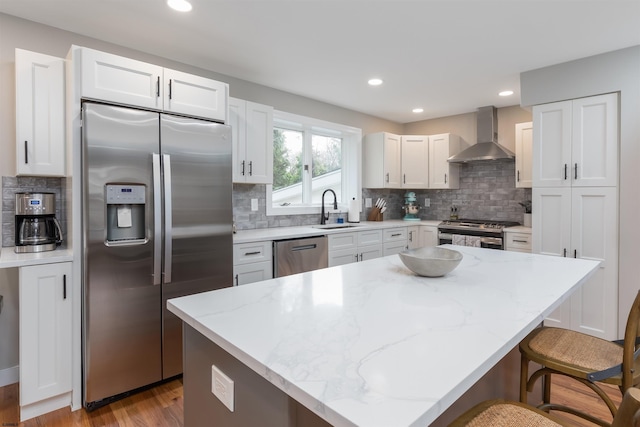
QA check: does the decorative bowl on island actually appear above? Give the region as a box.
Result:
[398,247,463,277]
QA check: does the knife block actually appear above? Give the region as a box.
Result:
[367,207,383,221]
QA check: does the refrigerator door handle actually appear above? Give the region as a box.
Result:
[163,154,173,284]
[152,154,162,285]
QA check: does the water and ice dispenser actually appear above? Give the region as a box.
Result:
[106,184,146,242]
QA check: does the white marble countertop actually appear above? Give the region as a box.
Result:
[0,246,73,269]
[233,219,442,244]
[168,246,598,427]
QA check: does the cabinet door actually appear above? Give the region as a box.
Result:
[79,47,163,110]
[244,101,274,184]
[571,93,618,188]
[357,229,383,247]
[229,98,247,182]
[419,225,438,247]
[383,241,407,256]
[429,134,460,189]
[360,244,383,261]
[384,133,402,188]
[515,122,533,188]
[163,68,228,122]
[329,248,358,267]
[19,262,72,406]
[407,226,420,249]
[532,101,572,188]
[234,261,273,286]
[401,135,429,188]
[570,187,618,340]
[15,49,65,176]
[532,188,572,258]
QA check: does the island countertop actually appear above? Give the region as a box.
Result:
[168,246,600,427]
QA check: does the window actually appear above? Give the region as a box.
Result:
[267,111,362,216]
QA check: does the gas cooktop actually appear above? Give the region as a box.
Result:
[438,219,521,233]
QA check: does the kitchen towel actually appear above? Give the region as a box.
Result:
[466,236,482,247]
[452,234,466,246]
[348,198,360,223]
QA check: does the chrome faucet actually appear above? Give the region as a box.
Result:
[320,189,337,225]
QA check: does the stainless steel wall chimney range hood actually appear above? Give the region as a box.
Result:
[447,106,515,163]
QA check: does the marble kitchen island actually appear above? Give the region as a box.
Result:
[168,246,600,427]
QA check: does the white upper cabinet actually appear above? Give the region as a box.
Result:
[401,135,429,188]
[15,49,65,176]
[533,93,617,188]
[77,47,227,121]
[515,122,533,188]
[363,132,402,188]
[429,133,461,189]
[229,97,273,184]
[163,68,228,121]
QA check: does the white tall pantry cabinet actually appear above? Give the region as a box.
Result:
[532,93,619,340]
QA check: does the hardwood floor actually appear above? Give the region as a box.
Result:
[0,375,623,426]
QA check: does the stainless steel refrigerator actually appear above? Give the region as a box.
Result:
[81,102,232,409]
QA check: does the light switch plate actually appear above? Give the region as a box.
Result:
[365,198,372,208]
[424,198,430,207]
[251,198,258,211]
[212,364,234,411]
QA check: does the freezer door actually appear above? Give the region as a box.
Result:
[160,114,233,378]
[82,103,162,406]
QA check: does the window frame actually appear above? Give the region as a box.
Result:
[266,110,362,216]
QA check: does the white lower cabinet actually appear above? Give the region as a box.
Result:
[382,227,408,256]
[408,225,438,249]
[533,187,618,340]
[328,230,383,267]
[504,228,532,253]
[19,262,72,421]
[233,241,273,285]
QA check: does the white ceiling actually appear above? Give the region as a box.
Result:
[1,0,639,123]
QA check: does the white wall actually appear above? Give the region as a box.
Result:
[520,45,640,337]
[0,12,401,375]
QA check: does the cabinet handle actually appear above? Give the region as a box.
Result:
[574,163,578,180]
[517,170,520,182]
[444,173,447,184]
[513,239,528,243]
[24,141,28,164]
[63,274,67,299]
[391,233,402,237]
[563,248,567,257]
[235,274,239,286]
[244,251,261,256]
[403,174,406,184]
[564,164,568,180]
[359,253,363,262]
[168,79,172,100]
[574,249,577,258]
[249,161,253,176]
[409,231,413,242]
[386,173,389,183]
[156,76,160,97]
[241,160,245,176]
[354,254,359,262]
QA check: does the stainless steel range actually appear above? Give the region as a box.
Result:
[438,219,520,249]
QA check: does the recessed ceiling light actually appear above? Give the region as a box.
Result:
[412,108,424,113]
[368,78,383,86]
[499,90,514,97]
[167,0,192,12]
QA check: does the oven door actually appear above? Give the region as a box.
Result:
[438,232,504,249]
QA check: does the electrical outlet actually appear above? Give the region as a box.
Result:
[365,198,372,208]
[211,364,234,411]
[251,198,258,211]
[424,198,430,207]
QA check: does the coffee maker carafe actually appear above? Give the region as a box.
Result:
[15,192,63,253]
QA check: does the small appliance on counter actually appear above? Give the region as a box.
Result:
[402,192,421,221]
[14,192,63,253]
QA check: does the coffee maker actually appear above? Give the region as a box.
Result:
[15,192,63,253]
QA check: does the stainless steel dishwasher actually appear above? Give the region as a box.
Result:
[273,236,328,277]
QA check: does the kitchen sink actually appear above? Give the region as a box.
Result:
[311,224,362,230]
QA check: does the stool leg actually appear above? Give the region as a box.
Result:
[520,353,529,403]
[543,373,551,405]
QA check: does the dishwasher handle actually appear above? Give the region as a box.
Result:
[291,244,318,251]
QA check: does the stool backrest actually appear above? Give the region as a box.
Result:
[623,291,640,391]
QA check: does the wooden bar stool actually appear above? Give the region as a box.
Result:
[519,290,640,426]
[449,387,640,427]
